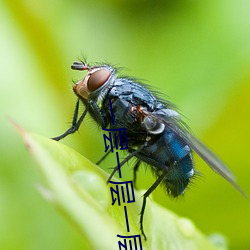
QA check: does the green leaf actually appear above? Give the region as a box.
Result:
[19,127,227,250]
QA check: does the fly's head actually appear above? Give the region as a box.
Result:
[72,61,116,101]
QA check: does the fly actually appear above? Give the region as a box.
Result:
[52,60,246,240]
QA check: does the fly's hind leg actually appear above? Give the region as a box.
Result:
[140,172,167,240]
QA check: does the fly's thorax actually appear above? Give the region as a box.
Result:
[142,116,165,134]
[73,64,117,104]
[140,108,181,135]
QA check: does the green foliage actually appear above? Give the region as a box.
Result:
[19,128,226,250]
[1,0,250,249]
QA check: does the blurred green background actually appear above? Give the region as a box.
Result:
[1,0,250,249]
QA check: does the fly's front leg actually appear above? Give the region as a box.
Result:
[52,99,89,141]
[88,100,107,128]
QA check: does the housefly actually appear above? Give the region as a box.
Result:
[52,60,246,240]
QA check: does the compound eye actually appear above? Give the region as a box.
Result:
[87,68,111,92]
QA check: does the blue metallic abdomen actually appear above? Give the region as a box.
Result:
[136,128,193,197]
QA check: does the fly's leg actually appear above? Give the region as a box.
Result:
[106,143,147,184]
[52,99,107,141]
[96,149,111,165]
[140,172,167,240]
[52,99,88,141]
[133,160,141,188]
[88,100,107,127]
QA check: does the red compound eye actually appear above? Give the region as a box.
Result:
[87,68,111,92]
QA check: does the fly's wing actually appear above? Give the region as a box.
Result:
[151,110,247,198]
[171,123,247,198]
[183,131,247,196]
